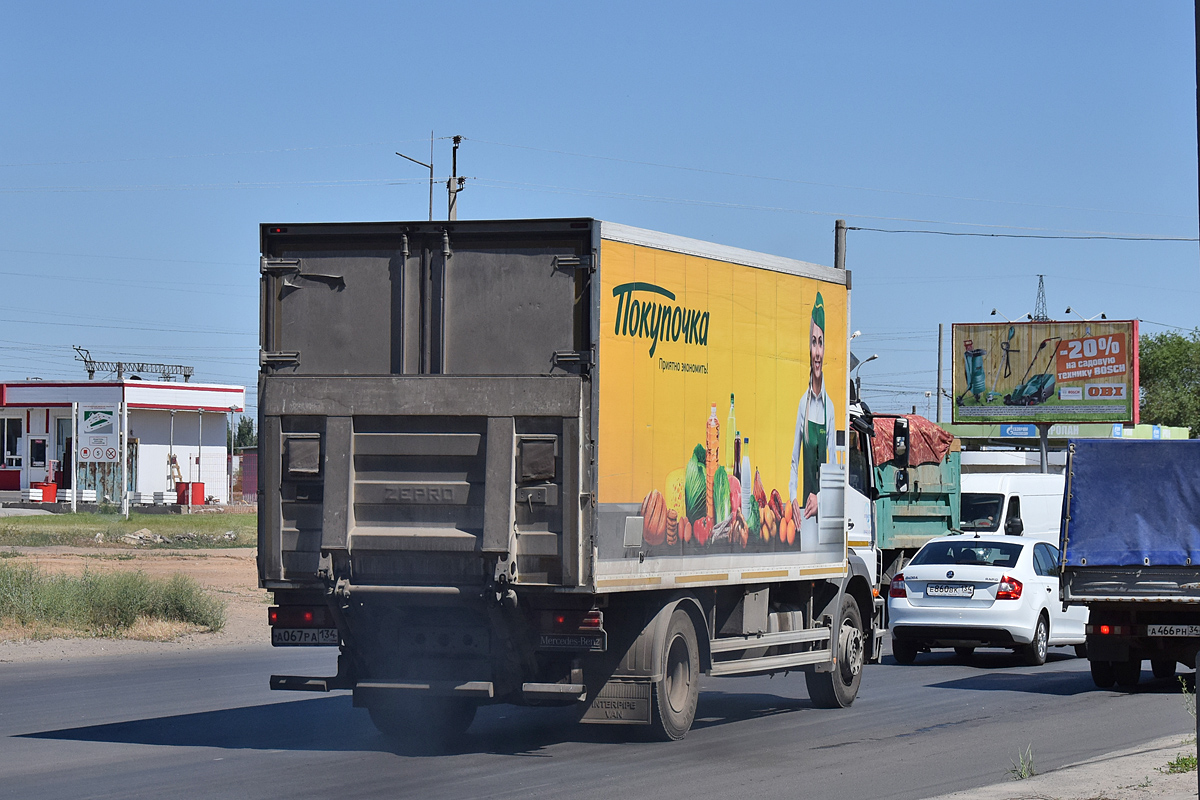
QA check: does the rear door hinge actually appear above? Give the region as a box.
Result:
[554,254,593,273]
[260,350,301,368]
[261,257,345,289]
[553,350,594,368]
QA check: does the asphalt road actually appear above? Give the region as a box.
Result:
[0,644,1192,800]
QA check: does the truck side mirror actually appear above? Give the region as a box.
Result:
[893,417,910,467]
[1005,516,1024,536]
[895,468,909,494]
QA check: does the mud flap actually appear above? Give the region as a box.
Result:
[580,680,652,724]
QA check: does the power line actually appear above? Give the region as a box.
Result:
[471,178,1192,239]
[464,137,1192,221]
[847,226,1198,242]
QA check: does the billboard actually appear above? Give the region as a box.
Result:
[951,320,1139,425]
[597,239,848,561]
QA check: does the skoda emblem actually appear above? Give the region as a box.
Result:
[946,570,955,579]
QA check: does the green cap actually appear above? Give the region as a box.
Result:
[812,292,825,332]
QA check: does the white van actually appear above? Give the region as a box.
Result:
[959,472,1066,543]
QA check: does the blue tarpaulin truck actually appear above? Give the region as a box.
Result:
[1059,439,1200,688]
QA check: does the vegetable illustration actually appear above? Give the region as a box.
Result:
[685,444,707,523]
[664,468,687,524]
[641,490,667,546]
[753,469,767,509]
[713,466,731,523]
[666,509,680,546]
[747,496,761,540]
[693,516,713,546]
[769,488,784,521]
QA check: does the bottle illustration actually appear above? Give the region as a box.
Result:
[733,431,742,482]
[740,437,752,518]
[725,394,736,470]
[705,403,720,522]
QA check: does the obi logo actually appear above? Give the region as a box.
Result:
[612,282,709,357]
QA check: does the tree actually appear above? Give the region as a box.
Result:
[1139,330,1200,437]
[228,417,257,450]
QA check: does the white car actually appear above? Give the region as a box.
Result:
[888,533,1087,666]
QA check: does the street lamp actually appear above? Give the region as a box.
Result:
[990,308,1031,323]
[1065,306,1107,321]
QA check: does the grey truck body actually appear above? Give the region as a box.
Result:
[257,218,878,736]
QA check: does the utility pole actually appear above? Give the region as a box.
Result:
[396,135,434,222]
[833,219,846,271]
[936,323,944,423]
[448,135,466,220]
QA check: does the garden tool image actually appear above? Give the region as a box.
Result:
[956,339,987,405]
[986,325,1017,402]
[1005,336,1061,406]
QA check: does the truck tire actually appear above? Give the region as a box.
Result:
[1114,658,1142,688]
[366,695,477,749]
[1152,659,1176,680]
[1074,643,1088,659]
[953,646,975,660]
[807,595,865,708]
[1090,660,1116,688]
[650,608,700,741]
[892,638,918,666]
[1020,614,1048,667]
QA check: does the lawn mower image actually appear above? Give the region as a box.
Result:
[1004,336,1061,406]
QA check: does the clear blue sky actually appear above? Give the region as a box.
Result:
[2,1,1196,421]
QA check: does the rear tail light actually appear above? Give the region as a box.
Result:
[889,574,907,598]
[268,606,332,628]
[1087,624,1125,635]
[549,609,605,631]
[580,610,604,630]
[996,575,1023,600]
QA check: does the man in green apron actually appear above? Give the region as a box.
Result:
[790,292,835,521]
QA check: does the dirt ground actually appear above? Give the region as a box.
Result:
[0,545,269,662]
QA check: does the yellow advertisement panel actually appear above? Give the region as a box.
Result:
[951,320,1139,425]
[598,240,848,559]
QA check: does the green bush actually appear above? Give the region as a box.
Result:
[0,562,225,633]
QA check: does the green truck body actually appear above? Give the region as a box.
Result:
[874,447,960,578]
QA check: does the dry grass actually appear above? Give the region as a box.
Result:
[0,561,225,637]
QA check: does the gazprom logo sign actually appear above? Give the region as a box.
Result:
[1000,424,1036,438]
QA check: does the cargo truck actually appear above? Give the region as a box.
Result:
[1059,439,1200,688]
[867,414,961,591]
[257,218,882,742]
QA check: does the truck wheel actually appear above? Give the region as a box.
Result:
[892,638,918,665]
[1152,659,1176,680]
[1074,643,1088,659]
[1020,614,1048,667]
[1114,658,1142,687]
[367,695,477,748]
[954,646,975,660]
[807,595,865,708]
[650,608,700,741]
[1090,660,1116,688]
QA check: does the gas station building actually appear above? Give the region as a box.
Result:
[0,380,246,504]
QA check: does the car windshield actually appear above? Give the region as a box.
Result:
[910,540,1024,568]
[961,493,1004,531]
